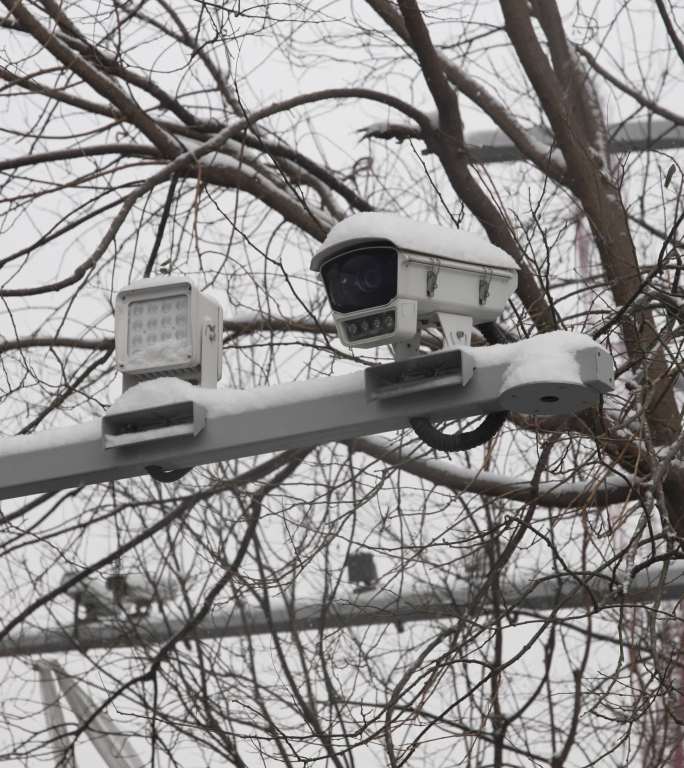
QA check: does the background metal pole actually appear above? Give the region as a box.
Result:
[3,564,682,658]
[466,118,684,164]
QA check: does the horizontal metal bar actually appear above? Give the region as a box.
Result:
[466,118,684,164]
[2,565,681,658]
[0,334,611,500]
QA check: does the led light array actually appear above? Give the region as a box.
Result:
[115,276,223,389]
[127,294,190,359]
[344,310,395,342]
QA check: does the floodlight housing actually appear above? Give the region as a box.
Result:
[115,276,223,390]
[311,213,519,350]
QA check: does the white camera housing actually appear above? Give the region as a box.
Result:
[311,213,519,351]
[115,276,223,390]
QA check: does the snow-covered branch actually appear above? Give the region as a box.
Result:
[351,435,633,509]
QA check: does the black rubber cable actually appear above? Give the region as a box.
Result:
[146,465,191,483]
[408,322,510,453]
[410,410,508,452]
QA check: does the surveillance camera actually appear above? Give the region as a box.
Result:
[310,213,518,351]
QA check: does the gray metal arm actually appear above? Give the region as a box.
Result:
[466,118,684,163]
[3,565,682,658]
[0,333,613,500]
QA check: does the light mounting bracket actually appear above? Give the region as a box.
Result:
[102,401,206,450]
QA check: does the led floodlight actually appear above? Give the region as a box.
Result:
[115,276,223,390]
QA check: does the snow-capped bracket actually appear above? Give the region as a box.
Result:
[102,401,206,450]
[365,348,474,401]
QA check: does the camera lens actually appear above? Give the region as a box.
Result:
[322,245,397,313]
[358,264,382,293]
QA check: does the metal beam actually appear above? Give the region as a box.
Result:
[3,565,682,658]
[0,334,612,500]
[466,118,684,164]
